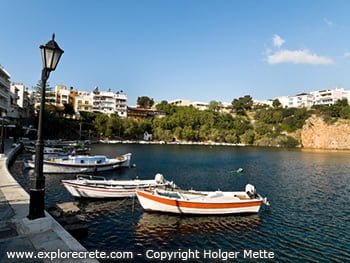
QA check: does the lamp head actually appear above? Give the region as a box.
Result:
[40,34,64,71]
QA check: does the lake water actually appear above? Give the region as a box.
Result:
[11,144,350,262]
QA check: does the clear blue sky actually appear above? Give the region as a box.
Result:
[1,0,350,105]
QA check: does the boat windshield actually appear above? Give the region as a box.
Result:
[73,157,107,164]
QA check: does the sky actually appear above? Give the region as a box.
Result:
[1,0,350,105]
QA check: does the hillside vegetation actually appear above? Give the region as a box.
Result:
[33,96,350,148]
[85,97,350,147]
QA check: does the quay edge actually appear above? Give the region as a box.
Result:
[0,142,98,263]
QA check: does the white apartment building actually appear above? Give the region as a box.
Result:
[169,99,191,107]
[276,88,349,108]
[277,93,314,108]
[310,88,348,106]
[0,65,11,115]
[11,83,32,118]
[91,87,127,117]
[253,99,273,107]
[191,101,209,111]
[169,99,232,113]
[114,91,127,117]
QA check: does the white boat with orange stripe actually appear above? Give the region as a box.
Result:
[136,184,269,215]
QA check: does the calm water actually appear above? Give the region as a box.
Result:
[11,144,350,262]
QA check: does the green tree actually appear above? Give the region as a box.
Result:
[155,100,176,115]
[272,99,282,108]
[137,96,155,109]
[63,103,75,116]
[208,100,221,112]
[340,106,350,119]
[231,95,253,115]
[240,129,255,144]
[93,114,109,136]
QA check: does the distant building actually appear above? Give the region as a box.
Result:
[218,102,232,113]
[74,91,92,113]
[11,83,32,118]
[169,99,231,113]
[277,93,314,108]
[0,65,11,116]
[275,88,350,108]
[54,85,76,109]
[253,99,273,107]
[168,99,191,107]
[127,107,165,118]
[191,101,209,111]
[143,131,152,141]
[310,88,348,106]
[114,91,128,117]
[91,87,127,117]
[9,83,20,118]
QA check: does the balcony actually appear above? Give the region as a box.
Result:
[0,88,10,100]
[0,78,10,89]
[0,100,8,110]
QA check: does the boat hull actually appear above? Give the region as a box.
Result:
[136,190,262,215]
[62,182,139,198]
[62,174,167,198]
[62,181,158,198]
[26,153,132,174]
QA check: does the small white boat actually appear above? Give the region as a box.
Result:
[25,153,132,174]
[62,173,171,198]
[26,146,65,154]
[136,184,269,215]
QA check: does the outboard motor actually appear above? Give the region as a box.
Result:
[245,184,257,198]
[155,173,164,184]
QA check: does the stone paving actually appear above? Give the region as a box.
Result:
[0,140,98,263]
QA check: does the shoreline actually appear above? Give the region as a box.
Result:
[98,139,350,152]
[98,139,247,147]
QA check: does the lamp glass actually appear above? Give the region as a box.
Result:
[40,39,63,71]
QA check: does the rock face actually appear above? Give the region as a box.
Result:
[301,116,350,149]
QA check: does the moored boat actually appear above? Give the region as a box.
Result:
[62,173,172,198]
[136,184,269,215]
[25,153,132,174]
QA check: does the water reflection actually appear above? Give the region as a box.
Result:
[134,212,261,242]
[77,198,135,216]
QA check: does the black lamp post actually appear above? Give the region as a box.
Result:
[0,111,6,154]
[28,34,64,220]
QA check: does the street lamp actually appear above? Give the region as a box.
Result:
[0,111,6,154]
[28,34,64,220]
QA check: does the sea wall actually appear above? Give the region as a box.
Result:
[301,116,350,150]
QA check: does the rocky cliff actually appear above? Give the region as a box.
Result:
[301,116,350,149]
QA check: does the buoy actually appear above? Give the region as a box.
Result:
[235,168,244,173]
[131,164,136,168]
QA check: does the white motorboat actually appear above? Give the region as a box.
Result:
[25,153,132,174]
[136,184,269,215]
[62,173,171,198]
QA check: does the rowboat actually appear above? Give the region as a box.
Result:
[62,173,172,198]
[25,153,132,174]
[136,184,269,215]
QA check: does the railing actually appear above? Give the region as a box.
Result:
[0,78,10,89]
[0,100,8,110]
